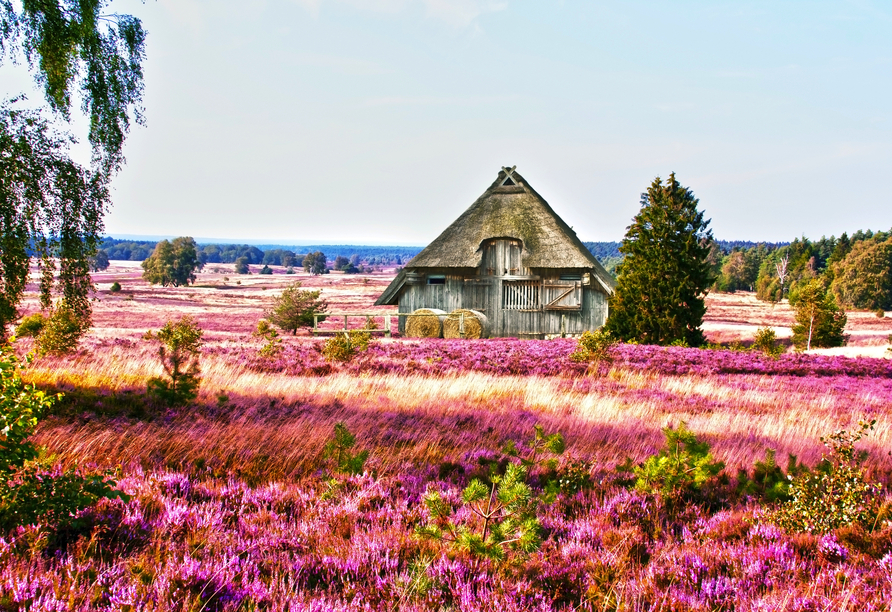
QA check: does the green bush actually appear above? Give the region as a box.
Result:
[0,347,125,533]
[632,422,724,510]
[876,309,886,319]
[145,316,204,406]
[752,327,784,357]
[322,330,370,362]
[737,449,805,503]
[267,281,328,335]
[569,329,618,375]
[37,302,89,356]
[15,313,46,338]
[259,265,273,275]
[110,281,121,293]
[768,420,883,534]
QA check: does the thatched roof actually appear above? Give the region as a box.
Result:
[376,167,615,305]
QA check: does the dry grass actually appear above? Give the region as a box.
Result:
[17,263,892,483]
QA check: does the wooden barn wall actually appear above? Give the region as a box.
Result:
[396,267,610,337]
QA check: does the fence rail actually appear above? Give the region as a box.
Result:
[312,311,470,338]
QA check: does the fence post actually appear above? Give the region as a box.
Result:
[459,312,465,338]
[313,314,318,333]
[561,314,566,338]
[343,315,348,331]
[385,314,391,338]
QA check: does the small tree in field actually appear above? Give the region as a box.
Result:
[791,279,847,350]
[146,316,204,405]
[267,282,327,335]
[303,251,327,275]
[142,237,203,287]
[604,173,715,346]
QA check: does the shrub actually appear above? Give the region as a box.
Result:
[259,264,273,275]
[109,281,122,293]
[15,313,46,338]
[267,281,328,335]
[737,449,804,503]
[323,423,368,475]
[285,266,295,275]
[876,309,886,319]
[569,329,618,375]
[768,420,883,534]
[322,330,370,362]
[752,327,784,357]
[0,347,125,533]
[633,422,724,510]
[417,462,540,562]
[145,316,204,406]
[253,319,283,358]
[37,302,89,356]
[234,257,250,274]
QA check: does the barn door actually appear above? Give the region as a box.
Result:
[543,282,582,311]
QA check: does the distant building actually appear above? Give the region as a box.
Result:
[375,167,615,338]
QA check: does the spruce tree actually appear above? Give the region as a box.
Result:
[604,173,715,346]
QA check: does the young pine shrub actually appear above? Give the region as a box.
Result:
[503,424,571,501]
[145,316,204,406]
[253,319,283,358]
[109,281,122,293]
[737,449,805,503]
[632,422,725,512]
[323,422,369,476]
[768,420,884,534]
[417,462,541,563]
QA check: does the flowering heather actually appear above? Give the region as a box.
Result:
[231,337,892,378]
[1,464,890,611]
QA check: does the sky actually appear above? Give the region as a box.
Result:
[3,0,892,245]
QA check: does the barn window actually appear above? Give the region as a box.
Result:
[503,280,540,310]
[427,275,446,285]
[559,274,582,281]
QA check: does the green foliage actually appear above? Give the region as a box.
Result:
[37,301,90,356]
[768,420,882,534]
[145,316,204,406]
[604,173,715,347]
[234,257,250,274]
[790,279,847,350]
[830,236,892,311]
[503,425,566,503]
[253,319,282,358]
[0,1,147,173]
[0,346,125,533]
[417,463,541,563]
[0,105,103,340]
[90,249,110,272]
[569,329,619,375]
[267,281,328,335]
[633,422,725,509]
[14,313,46,338]
[752,327,784,357]
[109,281,121,293]
[303,251,327,275]
[259,264,273,275]
[141,237,204,287]
[737,449,805,504]
[323,423,368,475]
[322,330,371,362]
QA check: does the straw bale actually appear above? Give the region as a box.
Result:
[405,308,446,338]
[443,309,488,339]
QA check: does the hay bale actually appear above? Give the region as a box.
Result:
[443,309,488,339]
[405,308,446,338]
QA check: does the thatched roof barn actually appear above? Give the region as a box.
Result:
[376,167,615,338]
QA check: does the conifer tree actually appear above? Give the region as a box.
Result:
[604,173,714,346]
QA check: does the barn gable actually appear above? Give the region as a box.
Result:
[376,167,615,307]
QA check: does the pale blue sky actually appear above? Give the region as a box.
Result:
[4,1,891,244]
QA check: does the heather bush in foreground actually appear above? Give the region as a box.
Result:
[3,463,891,611]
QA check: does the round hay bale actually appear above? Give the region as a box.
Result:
[405,308,446,338]
[443,309,489,340]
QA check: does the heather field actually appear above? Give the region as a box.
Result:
[6,262,892,611]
